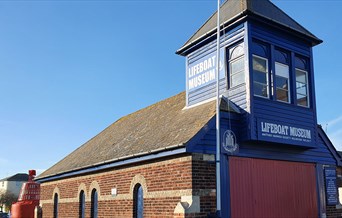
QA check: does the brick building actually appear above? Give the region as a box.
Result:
[36,0,342,217]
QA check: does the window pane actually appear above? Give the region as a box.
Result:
[276,77,288,90]
[231,72,245,87]
[91,190,98,218]
[275,63,289,78]
[134,184,144,218]
[254,71,267,84]
[54,194,58,218]
[297,94,308,106]
[254,83,268,97]
[80,191,85,218]
[253,55,268,98]
[137,186,144,218]
[296,83,307,95]
[276,88,289,102]
[296,70,307,83]
[231,58,244,74]
[229,52,244,88]
[253,57,267,72]
[295,68,309,107]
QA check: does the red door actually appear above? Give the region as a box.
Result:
[229,157,318,218]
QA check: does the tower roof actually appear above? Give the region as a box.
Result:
[177,0,322,55]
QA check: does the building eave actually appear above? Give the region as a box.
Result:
[35,145,187,183]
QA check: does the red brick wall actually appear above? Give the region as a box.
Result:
[40,154,216,218]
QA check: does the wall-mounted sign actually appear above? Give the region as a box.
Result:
[187,49,225,92]
[324,167,338,205]
[257,118,314,147]
[222,130,239,154]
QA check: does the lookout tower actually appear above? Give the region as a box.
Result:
[177,0,322,148]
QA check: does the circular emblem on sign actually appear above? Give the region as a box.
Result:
[222,130,238,153]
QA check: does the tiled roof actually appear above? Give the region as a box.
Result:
[36,92,219,180]
[177,0,322,54]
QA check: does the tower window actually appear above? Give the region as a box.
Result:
[228,43,245,87]
[296,69,309,107]
[275,63,290,103]
[295,56,309,107]
[253,55,269,98]
[275,49,290,103]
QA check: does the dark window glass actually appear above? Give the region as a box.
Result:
[133,184,144,218]
[91,189,98,218]
[53,193,58,218]
[79,190,85,218]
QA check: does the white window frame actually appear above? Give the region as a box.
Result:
[275,62,290,103]
[253,55,269,98]
[295,68,310,108]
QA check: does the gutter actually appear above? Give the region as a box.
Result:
[35,144,186,183]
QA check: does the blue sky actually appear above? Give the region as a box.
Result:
[0,0,341,179]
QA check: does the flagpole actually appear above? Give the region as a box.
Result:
[215,0,221,217]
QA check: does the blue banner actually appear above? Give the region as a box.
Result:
[257,118,314,147]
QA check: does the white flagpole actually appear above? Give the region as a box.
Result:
[215,0,221,216]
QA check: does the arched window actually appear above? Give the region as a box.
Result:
[53,193,58,218]
[133,184,144,218]
[228,43,245,88]
[79,190,85,218]
[91,189,98,218]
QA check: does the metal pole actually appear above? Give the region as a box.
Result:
[215,0,221,216]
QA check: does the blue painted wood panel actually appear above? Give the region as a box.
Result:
[250,22,311,56]
[248,22,317,147]
[187,25,246,107]
[187,115,337,166]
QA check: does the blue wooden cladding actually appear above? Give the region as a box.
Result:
[184,19,322,150]
[249,22,318,147]
[186,24,245,107]
[187,109,337,166]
